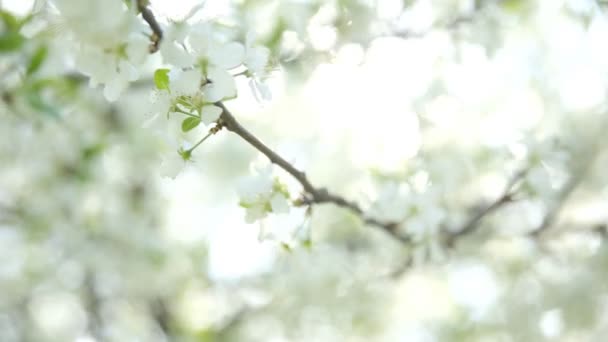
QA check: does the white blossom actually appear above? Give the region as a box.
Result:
[171,69,202,96]
[55,0,148,101]
[237,164,290,224]
[244,32,272,102]
[244,32,270,75]
[160,22,196,67]
[200,105,222,125]
[372,183,446,263]
[159,151,186,179]
[203,66,238,102]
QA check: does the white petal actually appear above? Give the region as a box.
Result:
[165,22,191,43]
[245,46,270,74]
[103,77,128,102]
[151,90,172,115]
[295,220,311,243]
[270,193,289,214]
[172,69,201,95]
[126,34,149,64]
[209,42,245,69]
[118,60,138,81]
[203,67,236,102]
[245,204,267,223]
[187,23,212,54]
[245,31,256,48]
[160,41,195,67]
[249,78,272,102]
[160,153,185,179]
[237,171,273,199]
[200,105,222,125]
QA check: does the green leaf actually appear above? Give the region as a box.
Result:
[25,90,60,118]
[81,143,105,161]
[26,45,48,76]
[0,32,24,52]
[502,0,525,12]
[154,68,170,90]
[0,10,20,31]
[281,243,292,252]
[302,239,312,249]
[181,116,201,132]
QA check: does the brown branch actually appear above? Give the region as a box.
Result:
[216,103,410,244]
[531,175,580,238]
[84,272,104,340]
[134,0,408,244]
[445,168,527,247]
[532,154,596,238]
[150,298,172,338]
[137,0,163,53]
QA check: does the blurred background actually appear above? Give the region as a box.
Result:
[2,0,608,341]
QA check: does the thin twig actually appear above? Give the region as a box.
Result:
[150,298,172,338]
[137,0,163,53]
[84,272,104,340]
[532,155,596,238]
[217,103,409,244]
[133,4,408,243]
[445,169,527,247]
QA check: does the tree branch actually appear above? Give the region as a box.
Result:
[532,152,597,238]
[217,103,410,244]
[137,0,163,53]
[445,168,527,247]
[134,2,408,244]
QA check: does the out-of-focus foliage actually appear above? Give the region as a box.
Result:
[2,0,608,341]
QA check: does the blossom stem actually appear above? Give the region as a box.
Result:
[445,168,527,246]
[186,131,213,154]
[173,109,199,118]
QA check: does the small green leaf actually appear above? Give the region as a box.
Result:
[281,243,292,252]
[25,90,60,118]
[181,116,201,132]
[81,143,105,161]
[302,239,312,249]
[0,11,20,31]
[154,68,170,90]
[0,32,24,52]
[239,201,252,209]
[502,0,525,12]
[26,45,48,76]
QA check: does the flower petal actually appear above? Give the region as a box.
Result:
[210,42,245,69]
[201,105,222,125]
[270,193,289,214]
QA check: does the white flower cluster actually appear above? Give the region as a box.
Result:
[154,21,271,109]
[144,20,272,179]
[514,137,570,196]
[372,182,446,263]
[237,163,290,224]
[53,0,271,105]
[53,0,149,101]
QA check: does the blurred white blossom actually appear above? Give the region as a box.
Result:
[237,163,290,224]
